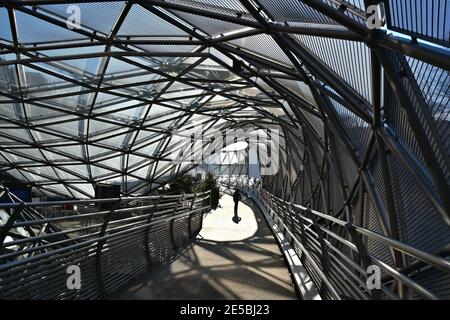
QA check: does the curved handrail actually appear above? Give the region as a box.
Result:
[0,191,211,299]
[219,175,450,300]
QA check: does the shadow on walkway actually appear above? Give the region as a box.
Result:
[110,192,297,300]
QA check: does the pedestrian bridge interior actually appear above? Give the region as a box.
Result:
[0,0,449,300]
[111,191,298,300]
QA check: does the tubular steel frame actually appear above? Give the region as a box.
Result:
[0,0,449,300]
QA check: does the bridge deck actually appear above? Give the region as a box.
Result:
[110,193,297,300]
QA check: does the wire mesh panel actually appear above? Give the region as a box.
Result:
[384,0,450,47]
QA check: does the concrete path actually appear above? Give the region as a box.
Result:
[111,193,297,300]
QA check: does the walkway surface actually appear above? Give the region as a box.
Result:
[111,192,297,300]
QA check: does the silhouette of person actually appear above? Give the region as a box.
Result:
[232,189,242,223]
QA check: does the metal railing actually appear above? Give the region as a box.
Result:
[0,191,211,299]
[219,175,450,300]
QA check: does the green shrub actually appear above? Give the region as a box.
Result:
[195,172,221,210]
[168,174,194,194]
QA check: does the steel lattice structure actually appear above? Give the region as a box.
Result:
[0,0,449,298]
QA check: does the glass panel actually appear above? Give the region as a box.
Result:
[27,166,58,178]
[90,164,114,178]
[127,154,148,167]
[41,149,75,162]
[54,168,81,180]
[64,164,89,178]
[44,120,82,138]
[15,10,85,43]
[128,165,150,181]
[39,2,126,35]
[0,103,21,120]
[7,148,46,162]
[8,169,41,182]
[0,8,13,41]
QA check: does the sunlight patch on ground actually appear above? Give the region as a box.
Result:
[200,193,258,242]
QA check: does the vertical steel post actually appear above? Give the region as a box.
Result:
[144,197,161,269]
[95,199,122,298]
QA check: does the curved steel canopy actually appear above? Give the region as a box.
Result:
[0,1,449,256]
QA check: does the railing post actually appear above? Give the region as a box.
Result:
[280,200,290,238]
[200,191,211,231]
[308,209,332,297]
[288,203,298,247]
[188,192,197,238]
[95,198,121,298]
[297,208,309,265]
[144,197,161,269]
[170,196,183,250]
[209,189,212,211]
[345,222,381,299]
